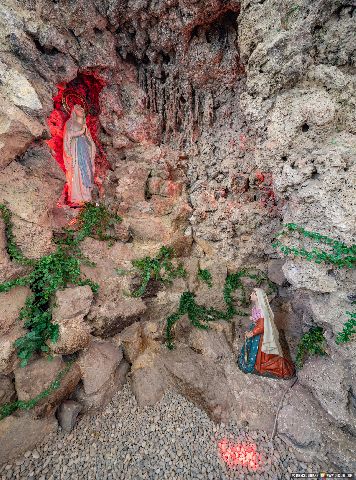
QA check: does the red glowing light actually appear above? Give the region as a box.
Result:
[46,72,110,206]
[218,439,262,471]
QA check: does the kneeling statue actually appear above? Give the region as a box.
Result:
[238,288,295,379]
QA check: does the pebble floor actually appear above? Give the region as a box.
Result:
[0,384,322,480]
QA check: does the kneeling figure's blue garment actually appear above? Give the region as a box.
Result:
[238,323,261,373]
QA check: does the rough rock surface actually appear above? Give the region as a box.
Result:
[51,286,94,354]
[0,375,16,407]
[0,414,57,465]
[78,340,123,396]
[14,356,81,417]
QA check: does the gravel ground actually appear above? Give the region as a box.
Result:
[0,384,322,480]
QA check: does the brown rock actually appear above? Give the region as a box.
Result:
[14,356,81,417]
[278,384,356,469]
[131,355,170,407]
[161,346,237,423]
[78,340,123,395]
[88,291,146,337]
[52,286,93,322]
[118,322,143,363]
[0,324,26,374]
[51,286,94,354]
[73,360,129,412]
[51,320,92,355]
[0,286,30,336]
[188,328,233,362]
[0,413,57,465]
[0,375,16,406]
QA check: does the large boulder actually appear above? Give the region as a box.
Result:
[298,356,354,428]
[78,340,123,396]
[278,383,356,470]
[74,358,130,412]
[14,356,81,417]
[0,413,57,465]
[51,286,94,354]
[161,346,238,424]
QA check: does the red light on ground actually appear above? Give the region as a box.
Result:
[218,439,262,471]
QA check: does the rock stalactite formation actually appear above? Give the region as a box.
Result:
[0,0,355,472]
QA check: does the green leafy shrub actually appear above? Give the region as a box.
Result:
[295,326,326,369]
[336,306,356,344]
[0,361,73,421]
[129,246,187,298]
[166,268,276,349]
[273,223,356,269]
[0,203,120,366]
[197,268,212,288]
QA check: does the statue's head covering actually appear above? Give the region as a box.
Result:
[254,288,283,356]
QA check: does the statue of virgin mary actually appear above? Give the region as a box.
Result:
[63,104,96,206]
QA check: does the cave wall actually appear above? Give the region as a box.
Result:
[0,0,355,469]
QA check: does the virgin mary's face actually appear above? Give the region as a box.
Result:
[250,291,257,303]
[74,105,85,120]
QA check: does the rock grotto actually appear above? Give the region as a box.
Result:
[0,0,355,478]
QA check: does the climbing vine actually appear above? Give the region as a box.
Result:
[273,223,356,349]
[126,246,186,298]
[0,361,73,421]
[295,327,326,369]
[0,203,120,366]
[335,305,356,344]
[197,268,212,288]
[272,223,356,269]
[166,268,276,349]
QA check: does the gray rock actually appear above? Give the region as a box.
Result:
[57,400,82,433]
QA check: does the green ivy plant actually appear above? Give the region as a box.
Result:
[0,203,121,366]
[197,268,212,288]
[336,305,356,344]
[127,246,187,298]
[166,268,276,349]
[273,223,356,269]
[274,223,356,349]
[295,326,326,369]
[0,361,73,421]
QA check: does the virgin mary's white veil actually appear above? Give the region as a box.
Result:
[255,288,283,356]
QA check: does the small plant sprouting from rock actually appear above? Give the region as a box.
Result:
[295,326,326,369]
[166,268,276,349]
[197,268,212,288]
[273,223,356,269]
[0,203,121,367]
[127,246,187,298]
[0,361,73,421]
[335,305,356,345]
[165,291,234,350]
